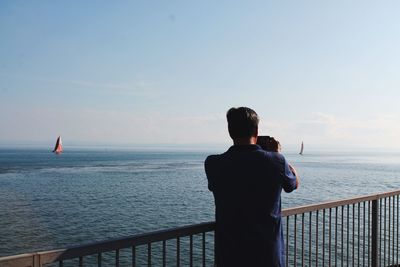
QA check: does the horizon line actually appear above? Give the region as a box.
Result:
[1,142,400,153]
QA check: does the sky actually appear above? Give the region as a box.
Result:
[1,1,400,150]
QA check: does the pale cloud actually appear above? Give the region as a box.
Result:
[0,73,162,97]
[311,113,400,143]
[52,79,162,97]
[2,105,400,149]
[261,113,400,149]
[0,107,229,145]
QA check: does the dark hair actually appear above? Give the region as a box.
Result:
[226,107,259,139]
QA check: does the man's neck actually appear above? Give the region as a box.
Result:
[233,136,257,146]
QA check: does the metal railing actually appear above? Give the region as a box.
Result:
[2,189,400,267]
[0,222,216,267]
[282,189,400,267]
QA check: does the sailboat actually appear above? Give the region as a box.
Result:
[299,141,304,155]
[53,136,63,154]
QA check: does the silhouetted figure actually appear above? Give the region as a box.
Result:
[205,107,299,267]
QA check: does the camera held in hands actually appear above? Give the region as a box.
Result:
[257,136,281,152]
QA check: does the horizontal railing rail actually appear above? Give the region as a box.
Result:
[2,189,400,266]
[282,189,400,267]
[0,222,216,267]
[282,189,400,217]
[43,222,215,262]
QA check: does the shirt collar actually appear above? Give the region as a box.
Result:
[228,144,262,152]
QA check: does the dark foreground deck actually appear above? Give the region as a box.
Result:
[2,190,400,267]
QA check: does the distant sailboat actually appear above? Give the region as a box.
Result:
[53,136,63,154]
[299,141,304,155]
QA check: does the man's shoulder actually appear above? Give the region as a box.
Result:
[254,148,285,162]
[264,151,285,162]
[205,152,226,166]
[205,148,234,171]
[206,147,284,161]
[205,146,287,167]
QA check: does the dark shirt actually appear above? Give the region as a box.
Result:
[205,144,297,267]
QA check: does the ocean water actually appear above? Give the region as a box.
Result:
[1,148,400,259]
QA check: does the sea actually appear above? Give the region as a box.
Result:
[1,148,400,262]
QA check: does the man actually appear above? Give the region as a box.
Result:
[205,107,299,267]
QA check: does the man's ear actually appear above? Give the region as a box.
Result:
[254,127,259,143]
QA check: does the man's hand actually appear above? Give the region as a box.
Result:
[289,164,300,189]
[257,136,281,152]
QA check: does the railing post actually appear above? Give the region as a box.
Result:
[371,199,379,267]
[214,230,217,266]
[33,253,40,267]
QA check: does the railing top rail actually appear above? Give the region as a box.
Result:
[282,189,400,217]
[0,253,36,267]
[0,221,215,265]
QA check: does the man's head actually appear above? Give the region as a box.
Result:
[226,107,259,142]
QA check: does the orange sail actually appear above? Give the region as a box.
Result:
[53,136,63,154]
